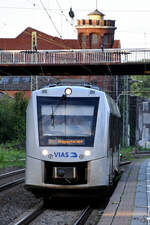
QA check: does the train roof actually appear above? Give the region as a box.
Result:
[46,81,101,91]
[106,94,121,117]
[33,82,120,117]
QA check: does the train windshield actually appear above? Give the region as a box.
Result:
[37,97,99,146]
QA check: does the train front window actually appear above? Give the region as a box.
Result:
[37,97,99,146]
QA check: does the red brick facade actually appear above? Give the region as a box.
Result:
[76,11,117,49]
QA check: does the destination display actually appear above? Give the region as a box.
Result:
[48,139,85,145]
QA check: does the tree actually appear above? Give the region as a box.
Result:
[0,92,28,143]
[0,95,14,142]
[130,75,150,99]
[12,92,28,143]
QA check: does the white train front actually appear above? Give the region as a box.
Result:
[25,84,120,197]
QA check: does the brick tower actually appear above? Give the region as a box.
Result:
[76,9,116,49]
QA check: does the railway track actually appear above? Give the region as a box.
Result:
[73,205,93,225]
[13,203,44,225]
[0,168,25,192]
[0,168,101,225]
[0,168,25,179]
[3,167,120,225]
[13,202,94,225]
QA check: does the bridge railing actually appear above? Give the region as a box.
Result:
[0,49,150,65]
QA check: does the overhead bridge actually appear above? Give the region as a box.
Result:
[0,48,150,76]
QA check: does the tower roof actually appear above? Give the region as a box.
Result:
[88,9,105,17]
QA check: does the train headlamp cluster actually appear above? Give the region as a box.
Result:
[84,150,91,156]
[65,88,72,96]
[42,149,48,156]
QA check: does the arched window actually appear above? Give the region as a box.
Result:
[90,34,98,48]
[104,34,110,48]
[81,34,87,48]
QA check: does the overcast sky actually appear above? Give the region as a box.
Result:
[0,0,150,48]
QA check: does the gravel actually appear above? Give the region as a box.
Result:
[30,208,82,225]
[0,166,22,175]
[0,166,119,225]
[0,183,41,225]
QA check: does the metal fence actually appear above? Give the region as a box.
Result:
[0,49,150,65]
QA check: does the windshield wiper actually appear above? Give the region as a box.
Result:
[51,105,55,127]
[50,94,66,127]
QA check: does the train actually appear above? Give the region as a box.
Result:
[25,83,121,198]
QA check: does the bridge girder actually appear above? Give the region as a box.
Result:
[0,62,150,76]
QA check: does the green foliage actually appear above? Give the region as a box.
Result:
[0,92,28,143]
[0,95,14,142]
[138,146,150,151]
[120,146,134,161]
[130,75,150,99]
[12,92,28,143]
[0,144,25,168]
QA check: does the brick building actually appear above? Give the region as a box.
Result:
[0,9,120,98]
[76,9,119,49]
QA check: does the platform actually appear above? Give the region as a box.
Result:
[98,159,149,225]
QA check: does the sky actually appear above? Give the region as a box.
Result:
[0,0,150,48]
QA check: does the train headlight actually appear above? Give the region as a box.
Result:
[42,149,48,156]
[65,88,72,96]
[84,150,91,156]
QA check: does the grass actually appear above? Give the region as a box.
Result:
[137,146,150,151]
[0,143,25,169]
[120,145,150,161]
[120,146,134,161]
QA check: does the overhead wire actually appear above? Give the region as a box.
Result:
[0,5,149,36]
[24,27,94,76]
[24,30,71,49]
[0,4,148,98]
[55,0,76,33]
[1,5,150,13]
[0,3,146,79]
[39,0,62,38]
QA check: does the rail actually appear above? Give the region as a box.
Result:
[0,178,24,192]
[0,48,150,65]
[14,203,44,225]
[0,169,25,179]
[73,205,93,225]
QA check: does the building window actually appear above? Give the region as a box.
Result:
[89,20,92,25]
[90,34,98,48]
[13,77,20,83]
[144,125,150,141]
[104,34,110,48]
[0,77,9,84]
[23,77,30,83]
[81,35,87,48]
[96,20,100,25]
[82,20,85,25]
